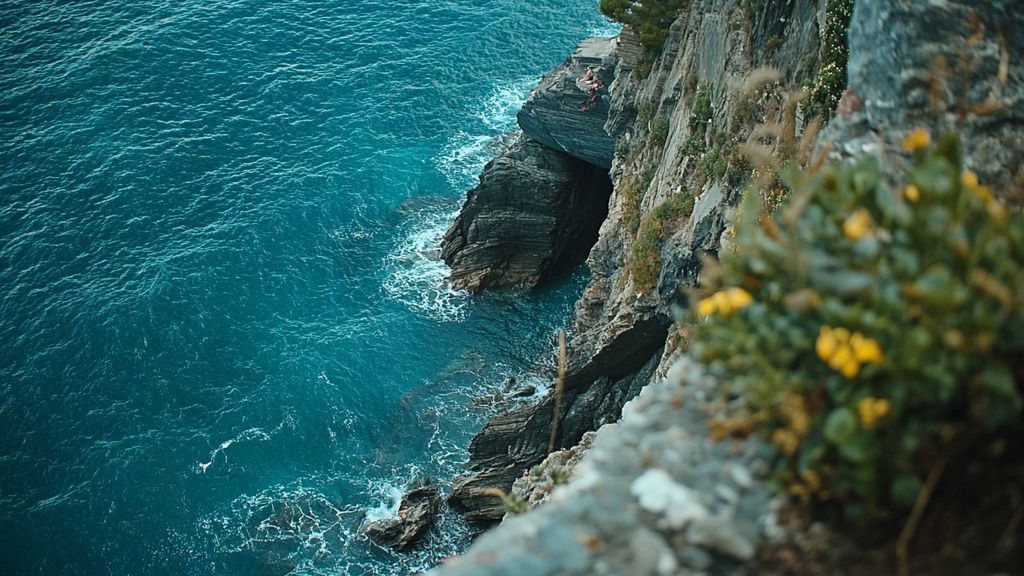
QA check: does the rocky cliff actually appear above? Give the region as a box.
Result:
[436,0,1023,572]
[441,38,619,292]
[445,0,827,527]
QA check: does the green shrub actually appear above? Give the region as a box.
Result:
[689,83,713,133]
[620,178,645,237]
[700,145,727,180]
[685,83,714,155]
[615,142,632,161]
[640,162,658,191]
[637,103,654,126]
[650,116,671,146]
[805,0,854,119]
[691,132,1024,518]
[628,191,694,290]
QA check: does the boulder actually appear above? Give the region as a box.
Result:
[362,478,441,551]
[441,134,610,292]
[824,0,1024,193]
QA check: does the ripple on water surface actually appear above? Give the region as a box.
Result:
[0,1,619,574]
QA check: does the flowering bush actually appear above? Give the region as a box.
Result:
[691,132,1024,517]
[805,0,853,119]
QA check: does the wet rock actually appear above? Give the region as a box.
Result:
[440,134,611,292]
[510,385,536,398]
[449,348,663,526]
[362,478,440,551]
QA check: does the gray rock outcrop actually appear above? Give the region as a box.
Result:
[433,358,776,576]
[822,0,1024,193]
[433,0,1024,572]
[448,343,664,525]
[440,35,622,292]
[362,478,441,551]
[440,134,610,292]
[517,36,619,169]
[443,0,827,528]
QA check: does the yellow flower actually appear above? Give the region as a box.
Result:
[974,185,993,202]
[904,184,920,203]
[842,208,873,240]
[831,326,851,344]
[697,296,717,317]
[726,287,753,310]
[816,326,838,362]
[699,288,753,317]
[712,290,732,315]
[829,345,860,379]
[903,129,931,153]
[818,326,884,377]
[857,397,891,428]
[851,334,884,364]
[961,170,979,190]
[987,198,1007,222]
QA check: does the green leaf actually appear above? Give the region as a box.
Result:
[837,430,877,464]
[824,407,857,444]
[981,363,1023,428]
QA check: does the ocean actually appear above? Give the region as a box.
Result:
[0,1,618,574]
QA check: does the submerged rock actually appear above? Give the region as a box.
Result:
[362,478,440,551]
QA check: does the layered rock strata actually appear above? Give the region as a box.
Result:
[441,36,620,292]
[517,36,619,169]
[440,135,610,292]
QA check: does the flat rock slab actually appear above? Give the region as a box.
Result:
[517,36,618,169]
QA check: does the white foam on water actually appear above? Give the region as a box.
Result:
[200,482,362,575]
[435,76,535,190]
[587,20,623,38]
[476,77,535,132]
[436,131,496,190]
[195,418,295,474]
[382,206,468,322]
[362,481,404,523]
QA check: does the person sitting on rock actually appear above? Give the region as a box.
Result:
[578,79,604,112]
[581,65,594,84]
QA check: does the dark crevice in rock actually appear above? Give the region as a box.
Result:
[542,160,612,283]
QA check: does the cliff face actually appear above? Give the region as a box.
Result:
[440,135,610,292]
[445,0,828,526]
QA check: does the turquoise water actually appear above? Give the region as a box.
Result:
[0,2,617,574]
